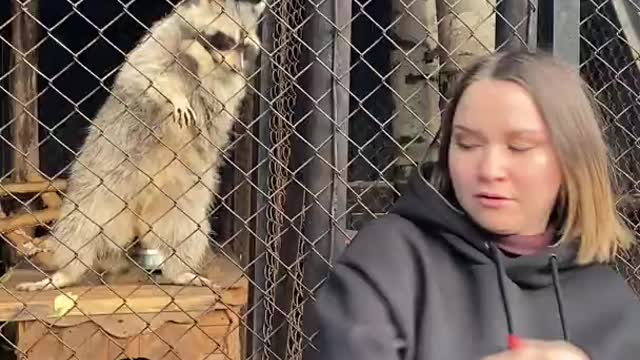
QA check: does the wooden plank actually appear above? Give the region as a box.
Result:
[0,206,59,233]
[0,179,67,197]
[17,316,243,360]
[0,282,247,322]
[0,255,249,322]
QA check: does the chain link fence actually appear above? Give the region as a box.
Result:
[0,0,636,359]
[580,0,640,294]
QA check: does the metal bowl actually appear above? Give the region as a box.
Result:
[133,248,165,272]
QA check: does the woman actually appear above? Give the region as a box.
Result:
[304,50,640,359]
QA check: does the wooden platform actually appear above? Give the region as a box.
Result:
[0,255,249,360]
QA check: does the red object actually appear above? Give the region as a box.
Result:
[508,335,522,350]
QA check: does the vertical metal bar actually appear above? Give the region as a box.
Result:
[233,67,257,360]
[300,0,350,286]
[331,0,351,262]
[251,2,275,357]
[0,20,7,180]
[552,0,580,66]
[299,0,350,343]
[496,0,531,50]
[527,0,538,50]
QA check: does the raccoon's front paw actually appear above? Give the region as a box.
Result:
[16,278,56,292]
[16,272,75,292]
[168,272,221,290]
[172,97,196,128]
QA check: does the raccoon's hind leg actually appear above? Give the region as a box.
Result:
[139,210,216,288]
[142,217,216,288]
[96,241,136,277]
[161,226,215,288]
[15,202,100,291]
[16,196,138,292]
[137,184,217,289]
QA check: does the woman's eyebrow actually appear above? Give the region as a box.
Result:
[507,129,545,137]
[454,125,544,137]
[452,124,481,134]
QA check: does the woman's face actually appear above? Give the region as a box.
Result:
[448,79,563,236]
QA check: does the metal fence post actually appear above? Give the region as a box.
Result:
[552,0,580,66]
[252,1,276,356]
[496,0,536,50]
[297,0,350,293]
[297,0,351,348]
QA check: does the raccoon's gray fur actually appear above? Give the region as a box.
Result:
[17,0,266,291]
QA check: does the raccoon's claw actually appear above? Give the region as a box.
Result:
[172,98,196,128]
[168,272,221,290]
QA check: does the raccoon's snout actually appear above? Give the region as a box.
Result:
[197,31,256,72]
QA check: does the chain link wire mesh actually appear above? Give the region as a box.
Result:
[0,0,263,358]
[580,0,640,293]
[260,0,305,359]
[0,0,637,359]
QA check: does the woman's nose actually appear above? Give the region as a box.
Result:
[477,147,507,182]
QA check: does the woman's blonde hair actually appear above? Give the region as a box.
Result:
[429,50,635,264]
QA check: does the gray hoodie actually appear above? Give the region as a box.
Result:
[304,164,640,359]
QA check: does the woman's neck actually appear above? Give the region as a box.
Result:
[496,227,556,256]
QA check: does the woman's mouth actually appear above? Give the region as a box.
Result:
[474,193,513,208]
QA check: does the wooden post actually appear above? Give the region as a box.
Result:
[436,0,496,104]
[390,0,441,183]
[7,0,41,263]
[9,0,40,182]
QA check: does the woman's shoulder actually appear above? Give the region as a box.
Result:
[356,211,444,238]
[338,213,443,274]
[348,213,439,251]
[579,263,640,301]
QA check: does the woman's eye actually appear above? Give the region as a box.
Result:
[206,32,237,51]
[509,144,534,152]
[454,142,479,150]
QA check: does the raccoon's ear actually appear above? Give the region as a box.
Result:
[254,1,266,15]
[235,0,266,12]
[187,0,208,6]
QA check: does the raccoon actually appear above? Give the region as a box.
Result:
[17,0,266,291]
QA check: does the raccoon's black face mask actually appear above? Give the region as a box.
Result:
[190,0,263,7]
[203,32,239,52]
[184,0,264,70]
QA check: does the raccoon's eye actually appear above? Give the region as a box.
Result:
[206,32,237,51]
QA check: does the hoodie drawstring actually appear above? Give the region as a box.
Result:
[488,244,516,339]
[549,254,569,341]
[487,242,569,350]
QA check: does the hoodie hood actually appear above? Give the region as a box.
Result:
[389,162,583,345]
[389,162,582,289]
[308,162,640,360]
